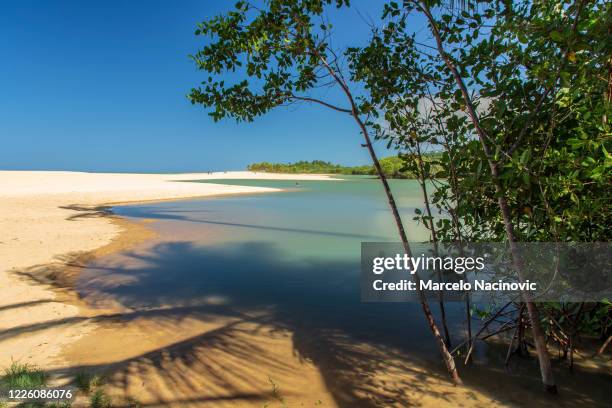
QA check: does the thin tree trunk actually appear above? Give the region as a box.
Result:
[502,205,556,392]
[518,305,527,356]
[353,113,461,383]
[414,142,452,348]
[304,44,461,384]
[418,1,556,392]
[597,335,611,355]
[312,55,461,383]
[506,304,525,366]
[429,94,472,358]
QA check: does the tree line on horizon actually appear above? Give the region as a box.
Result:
[247,154,442,178]
[188,0,611,396]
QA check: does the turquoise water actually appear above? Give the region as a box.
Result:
[80,177,465,357]
[115,177,432,260]
[179,177,430,257]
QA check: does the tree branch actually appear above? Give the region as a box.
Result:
[287,94,352,114]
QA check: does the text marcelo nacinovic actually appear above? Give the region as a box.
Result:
[362,242,612,302]
[371,253,537,292]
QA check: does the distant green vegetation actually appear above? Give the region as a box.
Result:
[248,155,441,179]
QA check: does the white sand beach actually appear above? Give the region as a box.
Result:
[0,171,338,369]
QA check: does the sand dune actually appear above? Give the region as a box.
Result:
[0,170,338,369]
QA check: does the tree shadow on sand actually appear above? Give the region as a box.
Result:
[58,204,113,220]
[9,240,612,407]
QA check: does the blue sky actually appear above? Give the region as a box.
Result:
[0,0,427,172]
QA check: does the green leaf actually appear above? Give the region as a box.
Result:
[550,31,563,42]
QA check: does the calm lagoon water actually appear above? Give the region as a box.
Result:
[80,177,468,358]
